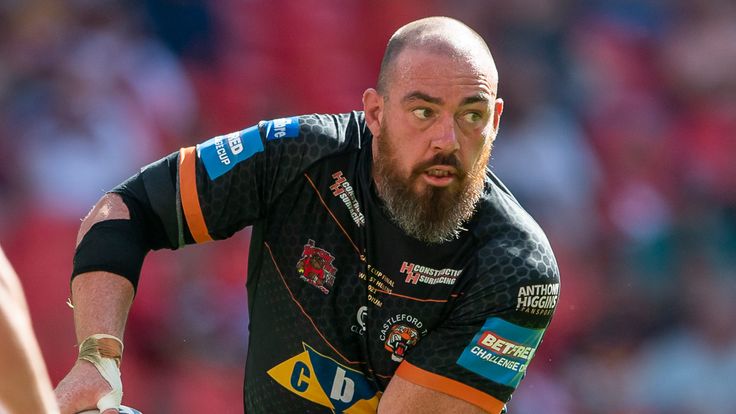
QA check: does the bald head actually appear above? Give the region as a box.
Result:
[376,17,498,94]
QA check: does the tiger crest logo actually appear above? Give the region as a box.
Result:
[296,240,337,294]
[384,324,419,362]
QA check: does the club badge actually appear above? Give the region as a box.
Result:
[296,239,337,294]
[379,313,428,363]
[383,324,419,362]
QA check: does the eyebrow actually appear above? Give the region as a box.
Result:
[401,91,494,106]
[460,92,492,106]
[402,91,443,105]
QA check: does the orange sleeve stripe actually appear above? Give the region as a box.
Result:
[395,361,505,414]
[178,147,212,243]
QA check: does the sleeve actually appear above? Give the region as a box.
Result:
[113,113,359,249]
[395,224,560,413]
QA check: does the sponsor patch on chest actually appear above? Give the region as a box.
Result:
[330,171,365,227]
[267,343,379,412]
[400,261,462,286]
[296,240,338,294]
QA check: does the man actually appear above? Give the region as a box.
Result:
[0,246,60,413]
[55,17,560,413]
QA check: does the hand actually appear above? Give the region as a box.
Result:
[55,360,119,414]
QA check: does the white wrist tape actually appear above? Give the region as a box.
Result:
[78,334,124,412]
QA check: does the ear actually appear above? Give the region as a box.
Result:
[492,98,504,133]
[362,88,384,138]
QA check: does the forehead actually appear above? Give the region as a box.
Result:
[389,47,497,100]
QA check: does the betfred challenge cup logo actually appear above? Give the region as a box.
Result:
[384,324,419,362]
[296,240,337,294]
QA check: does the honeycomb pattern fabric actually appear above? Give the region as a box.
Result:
[130,111,560,413]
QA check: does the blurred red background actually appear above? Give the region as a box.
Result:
[1,1,735,413]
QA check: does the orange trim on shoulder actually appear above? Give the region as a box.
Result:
[395,361,505,414]
[179,147,212,243]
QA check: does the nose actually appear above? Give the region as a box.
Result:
[431,115,460,153]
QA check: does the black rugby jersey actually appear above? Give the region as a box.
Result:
[114,112,560,413]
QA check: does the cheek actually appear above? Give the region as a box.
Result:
[396,155,420,178]
[460,135,487,164]
[383,131,422,168]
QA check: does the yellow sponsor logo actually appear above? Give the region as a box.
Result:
[267,343,380,413]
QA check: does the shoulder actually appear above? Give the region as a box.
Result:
[467,171,560,327]
[244,111,371,176]
[260,111,369,151]
[472,171,557,273]
[194,111,370,182]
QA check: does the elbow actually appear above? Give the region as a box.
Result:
[77,193,130,246]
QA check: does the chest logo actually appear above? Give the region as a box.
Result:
[379,314,428,363]
[350,306,368,336]
[330,171,365,227]
[384,325,419,362]
[297,240,337,294]
[399,261,462,286]
[267,343,380,412]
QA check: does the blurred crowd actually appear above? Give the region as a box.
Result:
[1,0,735,413]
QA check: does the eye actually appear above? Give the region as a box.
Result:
[462,111,483,124]
[412,108,433,120]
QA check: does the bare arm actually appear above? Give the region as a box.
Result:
[378,375,491,414]
[72,193,135,342]
[55,193,136,414]
[0,246,60,413]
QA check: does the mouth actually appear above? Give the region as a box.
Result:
[421,166,457,187]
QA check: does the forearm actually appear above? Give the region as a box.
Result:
[71,272,134,344]
[55,272,133,414]
[0,292,59,413]
[0,249,59,413]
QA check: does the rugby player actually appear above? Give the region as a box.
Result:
[56,17,560,413]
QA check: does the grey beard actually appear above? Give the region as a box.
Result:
[375,166,486,244]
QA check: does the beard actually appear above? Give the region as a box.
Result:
[372,124,491,244]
